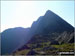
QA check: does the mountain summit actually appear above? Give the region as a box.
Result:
[1,10,74,55]
[29,10,74,35]
[27,10,74,44]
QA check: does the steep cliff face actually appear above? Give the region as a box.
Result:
[56,31,74,44]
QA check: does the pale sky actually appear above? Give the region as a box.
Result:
[1,1,74,32]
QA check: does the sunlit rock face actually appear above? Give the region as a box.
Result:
[1,10,74,55]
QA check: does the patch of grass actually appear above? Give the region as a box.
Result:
[14,49,30,55]
[51,43,74,52]
[34,48,42,51]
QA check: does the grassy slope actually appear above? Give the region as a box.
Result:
[13,42,74,55]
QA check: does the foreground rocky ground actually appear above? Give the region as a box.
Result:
[12,43,74,55]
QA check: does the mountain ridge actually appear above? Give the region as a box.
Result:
[1,10,74,55]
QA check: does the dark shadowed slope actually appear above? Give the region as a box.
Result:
[1,27,30,54]
[29,10,74,35]
[27,10,74,44]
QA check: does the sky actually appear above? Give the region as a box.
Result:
[1,1,74,32]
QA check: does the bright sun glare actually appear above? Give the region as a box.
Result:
[1,1,74,32]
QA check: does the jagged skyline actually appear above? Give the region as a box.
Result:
[1,1,74,32]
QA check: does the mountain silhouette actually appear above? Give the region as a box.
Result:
[1,27,30,54]
[27,10,74,44]
[1,10,74,55]
[30,10,73,35]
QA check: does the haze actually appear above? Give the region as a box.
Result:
[1,1,74,32]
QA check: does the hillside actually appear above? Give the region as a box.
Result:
[1,10,74,55]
